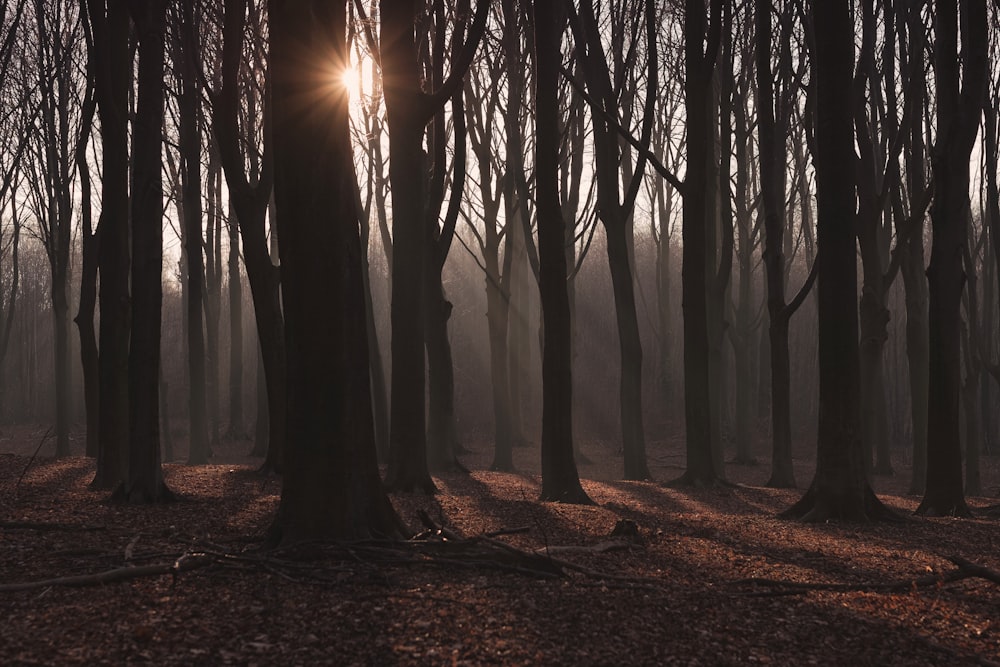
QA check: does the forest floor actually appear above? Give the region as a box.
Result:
[2,424,1000,665]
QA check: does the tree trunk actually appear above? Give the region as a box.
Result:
[918,0,985,517]
[175,1,210,465]
[116,0,173,504]
[534,0,591,504]
[783,0,892,522]
[677,0,721,486]
[88,0,131,490]
[74,47,99,459]
[387,0,486,486]
[267,0,405,544]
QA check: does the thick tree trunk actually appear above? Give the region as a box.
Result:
[677,0,721,486]
[534,0,591,504]
[88,0,130,490]
[382,0,435,494]
[901,244,930,494]
[783,0,892,523]
[918,0,985,517]
[116,0,173,504]
[362,250,389,462]
[267,0,405,544]
[425,267,460,472]
[486,260,514,471]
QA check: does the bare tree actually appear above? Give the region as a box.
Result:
[783,0,894,522]
[116,0,173,503]
[534,0,590,503]
[918,0,987,517]
[380,0,487,493]
[24,0,87,457]
[84,0,130,489]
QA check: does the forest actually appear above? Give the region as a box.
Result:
[2,0,1000,663]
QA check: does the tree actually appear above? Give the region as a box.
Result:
[85,0,130,489]
[74,12,99,459]
[756,0,817,488]
[894,0,931,495]
[209,0,286,473]
[381,0,487,493]
[918,0,987,517]
[783,0,894,522]
[171,0,210,465]
[115,0,173,503]
[0,0,29,427]
[463,25,517,471]
[267,0,404,544]
[569,0,656,480]
[533,0,591,504]
[422,0,470,472]
[677,0,724,486]
[24,0,85,458]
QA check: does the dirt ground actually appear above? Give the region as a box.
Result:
[2,424,999,665]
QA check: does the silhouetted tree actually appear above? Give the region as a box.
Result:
[268,0,405,543]
[918,0,987,517]
[171,1,210,465]
[381,0,487,493]
[677,0,723,486]
[25,0,85,458]
[783,0,893,522]
[757,0,816,488]
[569,0,656,480]
[85,0,130,489]
[116,0,173,503]
[210,0,286,473]
[534,0,591,504]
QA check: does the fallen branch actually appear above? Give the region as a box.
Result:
[0,553,214,593]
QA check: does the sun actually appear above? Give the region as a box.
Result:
[339,64,360,95]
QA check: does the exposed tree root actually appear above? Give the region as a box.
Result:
[732,555,1000,597]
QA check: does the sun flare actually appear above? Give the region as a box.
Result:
[339,65,360,94]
